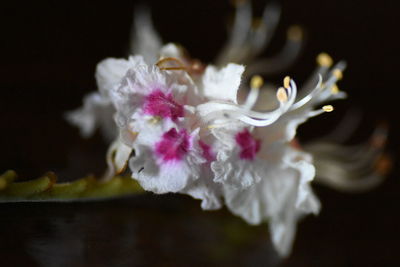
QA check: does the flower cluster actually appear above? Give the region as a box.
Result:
[66,2,388,257]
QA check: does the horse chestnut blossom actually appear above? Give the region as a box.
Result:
[67,2,389,257]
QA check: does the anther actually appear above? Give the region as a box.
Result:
[207,124,219,129]
[322,105,334,112]
[283,76,291,89]
[331,84,339,94]
[333,69,343,80]
[316,53,333,67]
[277,87,288,102]
[250,75,264,89]
[148,116,162,124]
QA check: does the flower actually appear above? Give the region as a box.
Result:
[223,145,320,256]
[129,128,205,194]
[66,1,389,258]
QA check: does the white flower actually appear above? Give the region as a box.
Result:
[129,127,205,194]
[109,56,196,145]
[223,145,320,256]
[64,2,390,259]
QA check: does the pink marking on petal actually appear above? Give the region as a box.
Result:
[155,128,191,162]
[235,129,261,160]
[143,89,184,121]
[199,140,216,162]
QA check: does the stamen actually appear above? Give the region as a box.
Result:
[148,116,162,124]
[244,75,263,109]
[322,105,334,112]
[277,87,288,102]
[283,76,291,89]
[316,53,333,67]
[287,25,303,41]
[156,57,186,71]
[331,84,340,94]
[333,69,343,80]
[250,75,264,89]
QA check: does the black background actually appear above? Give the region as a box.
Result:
[1,0,399,266]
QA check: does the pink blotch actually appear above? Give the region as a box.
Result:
[235,129,261,160]
[155,128,191,162]
[199,140,216,162]
[143,89,184,121]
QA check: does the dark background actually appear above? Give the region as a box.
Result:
[1,0,399,266]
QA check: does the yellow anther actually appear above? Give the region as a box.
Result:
[277,87,288,102]
[250,75,264,89]
[283,76,291,89]
[316,52,333,67]
[323,105,334,112]
[287,25,303,41]
[148,116,161,124]
[331,84,340,94]
[333,69,343,80]
[207,125,218,129]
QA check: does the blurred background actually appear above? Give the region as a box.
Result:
[1,0,399,266]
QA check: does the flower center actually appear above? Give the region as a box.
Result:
[155,128,190,162]
[143,89,184,121]
[235,129,261,160]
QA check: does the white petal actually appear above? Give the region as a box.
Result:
[65,92,116,140]
[223,145,320,257]
[202,63,245,103]
[268,212,297,257]
[129,129,205,194]
[95,58,131,96]
[130,146,201,194]
[130,7,162,64]
[181,167,223,210]
[211,155,263,189]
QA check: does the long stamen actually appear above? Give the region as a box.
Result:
[199,77,297,127]
[243,75,263,109]
[290,75,323,110]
